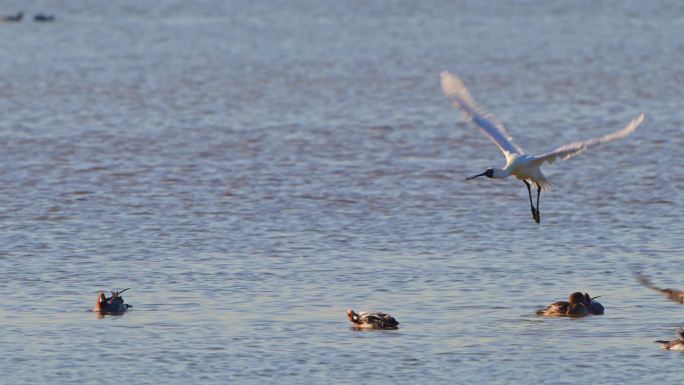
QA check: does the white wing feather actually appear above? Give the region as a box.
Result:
[440,71,524,156]
[533,113,644,166]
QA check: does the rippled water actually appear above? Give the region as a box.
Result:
[1,1,683,384]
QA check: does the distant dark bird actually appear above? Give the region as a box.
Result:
[0,12,23,22]
[92,288,132,314]
[655,328,684,351]
[347,309,399,329]
[635,273,684,304]
[536,292,603,317]
[440,71,644,224]
[33,14,55,22]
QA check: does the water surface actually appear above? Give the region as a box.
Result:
[1,1,683,384]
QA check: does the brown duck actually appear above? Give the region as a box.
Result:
[347,309,399,329]
[656,328,684,351]
[536,292,603,317]
[92,288,132,314]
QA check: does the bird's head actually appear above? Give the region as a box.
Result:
[568,292,585,305]
[465,168,494,180]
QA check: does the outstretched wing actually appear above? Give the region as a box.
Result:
[440,71,524,156]
[635,271,684,304]
[533,113,644,166]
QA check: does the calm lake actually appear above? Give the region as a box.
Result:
[1,1,683,384]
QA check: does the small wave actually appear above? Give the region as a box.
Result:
[32,215,69,221]
[627,198,673,205]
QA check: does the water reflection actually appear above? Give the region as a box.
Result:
[92,310,129,320]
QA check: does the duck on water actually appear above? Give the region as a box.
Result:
[0,12,22,22]
[347,309,399,329]
[656,328,684,351]
[536,292,604,317]
[92,288,132,314]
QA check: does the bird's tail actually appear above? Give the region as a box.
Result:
[533,175,553,192]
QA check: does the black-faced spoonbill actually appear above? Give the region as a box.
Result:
[440,71,644,224]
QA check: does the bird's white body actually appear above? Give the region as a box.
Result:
[440,71,644,222]
[499,152,551,190]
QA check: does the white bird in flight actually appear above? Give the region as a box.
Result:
[440,71,644,224]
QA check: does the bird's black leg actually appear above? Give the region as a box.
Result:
[535,183,541,224]
[523,180,537,223]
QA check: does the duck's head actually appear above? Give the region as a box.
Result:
[346,309,358,323]
[568,292,585,305]
[97,291,106,305]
